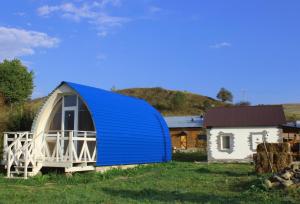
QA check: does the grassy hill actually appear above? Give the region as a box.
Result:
[283,104,300,121]
[117,88,300,120]
[23,88,225,117]
[24,89,300,119]
[117,87,226,116]
[3,88,299,127]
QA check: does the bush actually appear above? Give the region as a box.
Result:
[171,92,186,110]
[172,151,207,162]
[7,106,35,131]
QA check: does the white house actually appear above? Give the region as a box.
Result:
[204,105,286,162]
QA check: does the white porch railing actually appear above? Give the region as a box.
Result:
[3,132,40,178]
[3,130,97,178]
[42,131,97,163]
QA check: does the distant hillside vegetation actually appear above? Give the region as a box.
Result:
[23,89,300,119]
[117,87,226,116]
[283,104,300,121]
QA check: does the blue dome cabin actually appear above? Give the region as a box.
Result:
[3,82,171,178]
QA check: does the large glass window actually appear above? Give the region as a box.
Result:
[78,98,95,131]
[64,95,77,107]
[48,98,62,131]
[47,95,95,132]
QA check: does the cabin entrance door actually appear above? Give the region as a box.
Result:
[62,95,79,153]
[180,135,187,149]
[64,109,77,131]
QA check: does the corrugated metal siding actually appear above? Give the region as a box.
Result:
[65,82,172,166]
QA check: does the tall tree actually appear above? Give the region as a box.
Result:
[0,59,34,105]
[216,88,233,102]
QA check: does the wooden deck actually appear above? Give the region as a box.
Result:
[3,131,97,178]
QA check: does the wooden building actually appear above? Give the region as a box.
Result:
[164,116,206,151]
[282,121,300,143]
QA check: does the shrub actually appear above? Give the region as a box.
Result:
[7,106,35,131]
[171,92,186,110]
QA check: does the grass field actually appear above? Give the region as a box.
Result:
[283,104,300,120]
[0,160,300,203]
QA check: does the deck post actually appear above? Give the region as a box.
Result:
[7,149,10,178]
[24,145,28,179]
[69,131,73,163]
[25,132,28,145]
[3,133,7,162]
[56,132,59,162]
[25,133,29,178]
[14,133,17,153]
[84,132,87,162]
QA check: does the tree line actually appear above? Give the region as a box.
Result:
[0,59,35,132]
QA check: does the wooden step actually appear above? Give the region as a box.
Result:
[9,171,23,174]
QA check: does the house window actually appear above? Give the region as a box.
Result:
[221,135,231,150]
[198,135,207,141]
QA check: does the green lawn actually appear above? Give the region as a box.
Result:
[0,161,300,204]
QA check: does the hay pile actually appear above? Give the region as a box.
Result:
[264,164,300,189]
[254,143,292,173]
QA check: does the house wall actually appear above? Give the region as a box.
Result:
[207,127,283,162]
[170,128,206,150]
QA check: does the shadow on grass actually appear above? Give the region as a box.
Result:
[102,188,243,203]
[172,151,207,162]
[229,179,265,192]
[196,167,256,177]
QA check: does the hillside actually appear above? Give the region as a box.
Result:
[21,88,224,119]
[24,89,300,119]
[283,104,300,121]
[117,87,226,116]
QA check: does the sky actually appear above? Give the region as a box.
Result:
[0,0,300,104]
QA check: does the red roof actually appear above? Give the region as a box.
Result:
[204,105,286,128]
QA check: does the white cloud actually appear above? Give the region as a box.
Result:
[210,42,232,49]
[14,12,26,16]
[96,53,107,61]
[149,6,162,13]
[37,1,129,36]
[38,3,97,21]
[92,0,122,8]
[37,5,60,16]
[0,26,59,60]
[97,31,108,37]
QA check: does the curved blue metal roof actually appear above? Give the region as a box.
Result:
[63,82,172,166]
